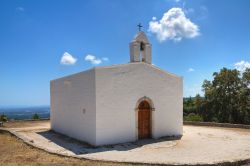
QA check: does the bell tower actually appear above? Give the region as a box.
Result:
[130,31,152,64]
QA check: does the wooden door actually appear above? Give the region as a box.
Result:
[138,101,151,139]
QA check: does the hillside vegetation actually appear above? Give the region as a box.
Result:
[184,67,250,125]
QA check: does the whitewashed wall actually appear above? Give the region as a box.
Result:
[95,63,183,146]
[51,63,183,146]
[50,69,96,145]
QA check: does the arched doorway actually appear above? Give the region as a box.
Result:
[138,100,152,139]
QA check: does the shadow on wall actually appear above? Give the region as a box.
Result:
[37,130,182,155]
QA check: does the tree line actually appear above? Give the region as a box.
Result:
[0,113,40,122]
[184,67,250,124]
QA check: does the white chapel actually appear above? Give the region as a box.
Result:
[50,31,183,146]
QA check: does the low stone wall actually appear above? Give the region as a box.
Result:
[184,121,250,129]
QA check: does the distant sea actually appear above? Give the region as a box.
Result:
[0,106,50,120]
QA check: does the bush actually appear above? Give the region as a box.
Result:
[184,113,203,122]
[32,113,40,120]
[0,114,8,122]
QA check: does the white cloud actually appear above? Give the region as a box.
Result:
[16,7,24,12]
[102,57,109,61]
[152,16,157,21]
[148,7,200,42]
[85,54,102,65]
[234,60,250,72]
[188,68,195,72]
[60,52,77,65]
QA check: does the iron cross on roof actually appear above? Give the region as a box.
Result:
[137,23,143,31]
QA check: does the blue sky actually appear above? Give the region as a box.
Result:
[1,0,250,106]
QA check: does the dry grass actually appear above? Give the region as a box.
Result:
[2,120,49,128]
[0,131,129,166]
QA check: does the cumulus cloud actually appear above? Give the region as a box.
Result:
[148,7,200,42]
[188,68,195,72]
[60,52,77,65]
[234,60,250,72]
[85,55,102,65]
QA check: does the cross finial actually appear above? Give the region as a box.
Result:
[137,23,143,32]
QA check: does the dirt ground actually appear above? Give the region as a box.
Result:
[0,130,128,166]
[2,120,50,129]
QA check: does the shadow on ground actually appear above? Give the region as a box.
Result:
[37,130,181,155]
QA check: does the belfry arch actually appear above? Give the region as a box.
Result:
[130,32,152,64]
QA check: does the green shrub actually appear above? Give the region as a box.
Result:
[0,114,8,122]
[32,113,40,120]
[184,113,203,122]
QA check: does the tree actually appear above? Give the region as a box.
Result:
[243,68,250,86]
[201,67,250,124]
[240,68,250,123]
[194,94,203,114]
[201,79,216,122]
[32,113,40,120]
[213,68,242,123]
[183,96,196,116]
